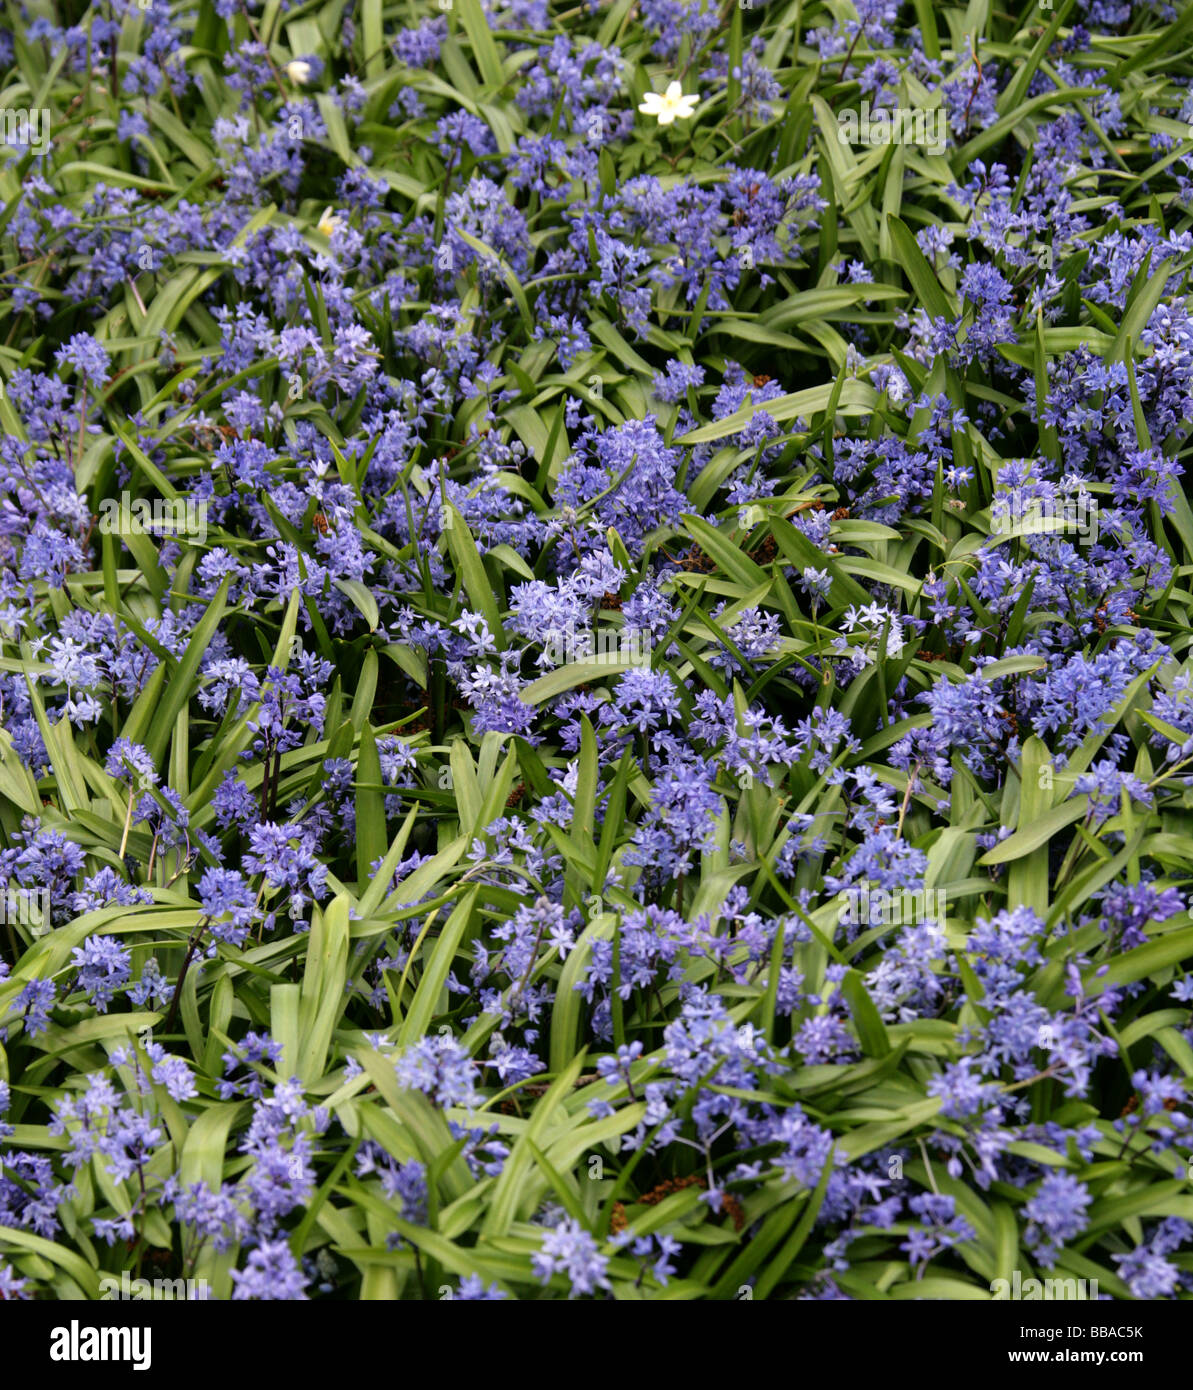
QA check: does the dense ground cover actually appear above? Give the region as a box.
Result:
[2,0,1193,1302]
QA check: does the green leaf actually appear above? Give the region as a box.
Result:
[456,0,505,88]
[356,723,386,886]
[481,1048,586,1237]
[681,513,769,590]
[886,214,956,320]
[444,504,505,650]
[519,652,642,705]
[840,970,891,1058]
[0,1225,102,1299]
[398,886,479,1045]
[144,579,230,769]
[978,798,1090,867]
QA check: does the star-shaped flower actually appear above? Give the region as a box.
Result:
[638,81,698,126]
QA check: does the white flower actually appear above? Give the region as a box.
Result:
[285,59,312,84]
[317,207,341,237]
[638,81,698,126]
